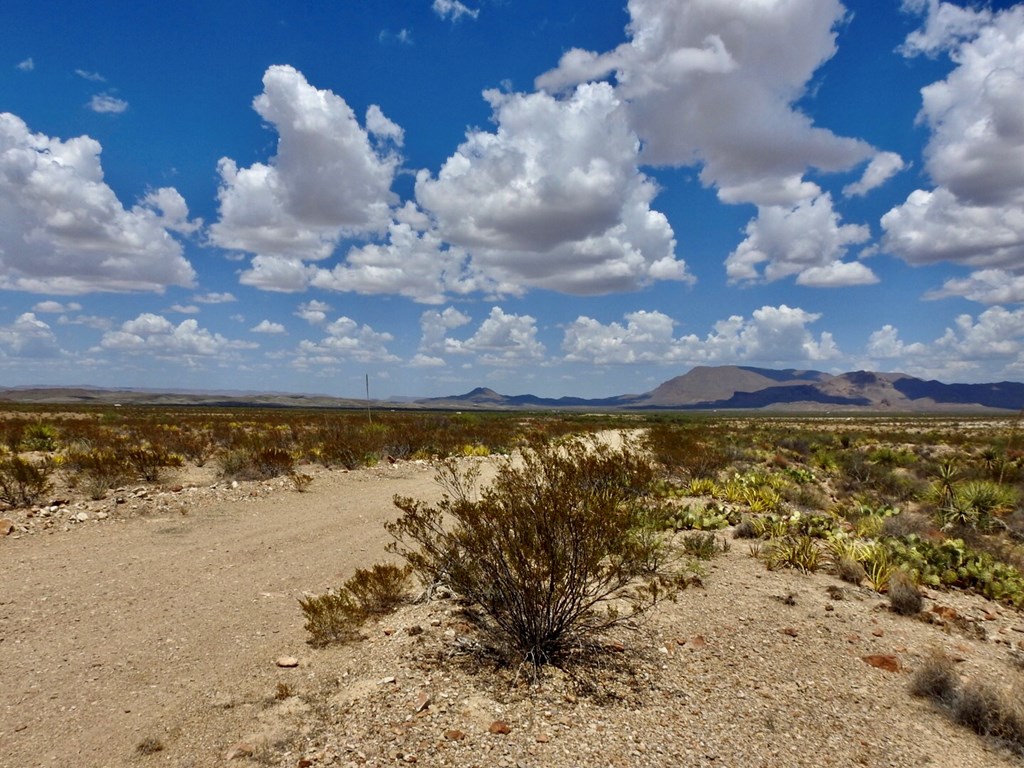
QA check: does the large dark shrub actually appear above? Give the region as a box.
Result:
[388,434,686,667]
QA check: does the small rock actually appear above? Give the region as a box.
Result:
[489,720,512,735]
[779,627,798,638]
[383,627,397,636]
[872,628,884,638]
[379,676,397,685]
[413,692,431,713]
[932,605,960,621]
[226,742,255,760]
[407,624,424,636]
[275,656,299,668]
[0,518,14,536]
[74,511,89,523]
[96,511,109,520]
[862,654,900,673]
[536,733,551,743]
[606,641,626,653]
[444,729,466,741]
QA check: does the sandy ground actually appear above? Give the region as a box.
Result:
[1,461,445,767]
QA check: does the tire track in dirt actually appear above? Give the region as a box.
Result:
[0,462,444,767]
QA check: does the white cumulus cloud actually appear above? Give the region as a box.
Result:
[726,194,873,286]
[0,312,62,358]
[88,94,128,114]
[251,320,286,334]
[0,112,197,294]
[100,313,256,358]
[537,0,876,207]
[416,83,691,295]
[562,304,840,367]
[883,5,1024,272]
[211,65,401,286]
[926,269,1024,304]
[295,316,398,365]
[433,307,546,366]
[432,0,479,22]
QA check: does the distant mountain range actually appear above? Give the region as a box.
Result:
[3,366,1024,412]
[417,366,1024,412]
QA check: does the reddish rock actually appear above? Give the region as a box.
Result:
[536,733,551,743]
[606,641,626,653]
[932,605,960,621]
[444,729,466,741]
[489,720,512,735]
[872,628,884,638]
[862,654,900,672]
[0,518,14,536]
[779,627,798,637]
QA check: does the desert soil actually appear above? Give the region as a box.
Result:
[2,454,1024,768]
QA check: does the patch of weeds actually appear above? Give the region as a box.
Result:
[888,570,923,615]
[953,680,1024,752]
[135,736,165,755]
[275,682,295,700]
[300,562,412,647]
[837,556,867,585]
[681,531,725,561]
[733,517,758,539]
[762,535,822,573]
[288,471,313,492]
[911,649,960,702]
[0,453,54,507]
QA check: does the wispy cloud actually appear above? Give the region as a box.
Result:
[88,94,128,114]
[75,68,106,82]
[16,57,34,72]
[432,0,479,22]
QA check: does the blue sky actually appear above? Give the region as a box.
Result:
[1,0,1023,399]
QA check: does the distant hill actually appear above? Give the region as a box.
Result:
[3,366,1024,412]
[417,366,1024,412]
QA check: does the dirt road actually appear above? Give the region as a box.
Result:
[0,461,443,767]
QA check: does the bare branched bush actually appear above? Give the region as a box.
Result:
[388,434,689,668]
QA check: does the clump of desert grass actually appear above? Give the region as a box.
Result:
[911,649,1024,754]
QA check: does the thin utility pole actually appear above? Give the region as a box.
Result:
[365,373,372,425]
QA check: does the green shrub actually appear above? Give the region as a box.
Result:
[299,590,362,647]
[388,434,688,667]
[0,454,54,507]
[343,562,412,616]
[681,531,726,561]
[62,448,132,497]
[217,446,294,480]
[22,421,58,452]
[300,562,412,647]
[762,535,822,573]
[123,444,184,482]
